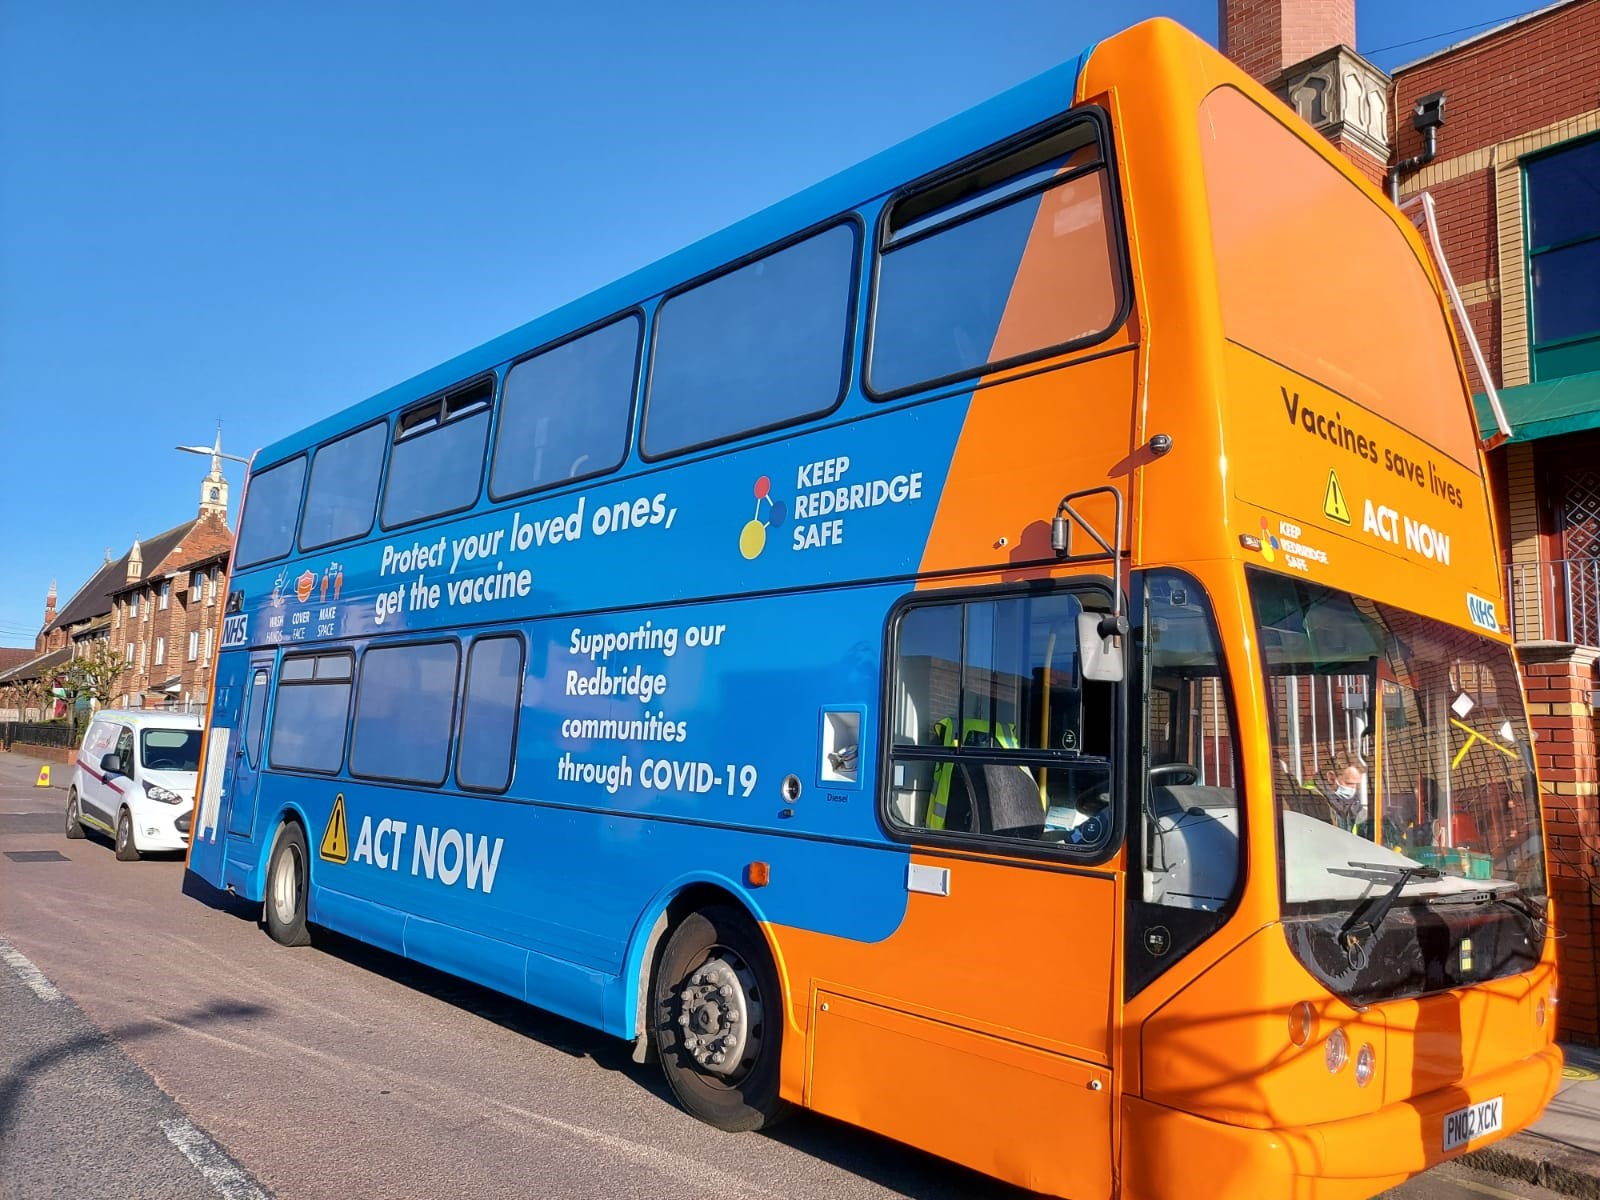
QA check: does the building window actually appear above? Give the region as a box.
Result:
[190,570,204,603]
[207,568,219,605]
[130,594,139,619]
[188,631,199,662]
[203,627,214,662]
[1526,134,1600,380]
[125,642,134,666]
[154,637,165,666]
[158,581,170,610]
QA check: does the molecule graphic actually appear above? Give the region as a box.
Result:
[1258,516,1278,564]
[739,476,788,560]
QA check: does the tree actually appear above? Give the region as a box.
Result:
[14,674,52,721]
[57,641,127,712]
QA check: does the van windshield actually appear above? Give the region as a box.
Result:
[142,728,202,772]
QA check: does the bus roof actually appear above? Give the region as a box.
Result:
[258,37,1107,466]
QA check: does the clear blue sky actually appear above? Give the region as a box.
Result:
[0,0,1535,647]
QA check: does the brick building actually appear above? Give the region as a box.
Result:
[1226,0,1600,1041]
[0,453,234,720]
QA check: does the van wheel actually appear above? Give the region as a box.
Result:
[652,905,789,1132]
[65,788,86,839]
[264,823,312,947]
[114,808,140,861]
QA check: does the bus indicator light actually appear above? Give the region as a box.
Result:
[1288,1002,1315,1046]
[745,862,771,888]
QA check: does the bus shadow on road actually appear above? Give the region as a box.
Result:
[179,869,275,922]
[0,1000,271,1146]
[252,924,1039,1199]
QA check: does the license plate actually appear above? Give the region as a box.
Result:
[1443,1096,1503,1151]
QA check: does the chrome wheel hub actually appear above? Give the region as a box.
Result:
[676,951,761,1077]
[271,844,301,925]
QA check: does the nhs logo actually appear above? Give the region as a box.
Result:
[1466,593,1500,634]
[220,613,250,649]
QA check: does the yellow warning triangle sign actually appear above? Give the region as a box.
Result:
[1323,470,1352,525]
[320,793,349,864]
[35,764,50,787]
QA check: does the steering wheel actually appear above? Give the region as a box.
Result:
[1149,762,1200,786]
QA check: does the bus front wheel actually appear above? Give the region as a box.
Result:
[652,905,789,1132]
[264,822,313,947]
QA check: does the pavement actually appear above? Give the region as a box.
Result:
[4,747,1600,1196]
[1463,1041,1600,1199]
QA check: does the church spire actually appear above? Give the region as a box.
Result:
[199,422,230,519]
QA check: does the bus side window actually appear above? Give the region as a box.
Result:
[886,590,1116,853]
[1127,571,1242,997]
[382,377,495,528]
[491,316,640,500]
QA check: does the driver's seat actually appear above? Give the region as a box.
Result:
[948,761,1047,840]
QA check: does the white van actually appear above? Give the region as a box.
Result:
[67,709,202,860]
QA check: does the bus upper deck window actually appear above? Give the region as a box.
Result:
[382,376,495,528]
[868,118,1125,398]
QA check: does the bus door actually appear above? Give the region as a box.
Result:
[810,586,1120,1197]
[224,655,274,839]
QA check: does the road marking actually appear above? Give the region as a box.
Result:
[160,1118,270,1200]
[0,938,63,1002]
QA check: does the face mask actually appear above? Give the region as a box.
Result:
[1335,784,1358,801]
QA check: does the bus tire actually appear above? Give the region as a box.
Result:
[65,788,86,839]
[115,807,140,861]
[652,905,790,1133]
[264,822,313,947]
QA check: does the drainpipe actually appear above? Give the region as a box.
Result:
[1389,90,1446,204]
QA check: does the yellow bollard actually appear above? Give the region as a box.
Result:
[35,764,50,787]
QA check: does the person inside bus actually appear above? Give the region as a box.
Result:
[1310,757,1366,829]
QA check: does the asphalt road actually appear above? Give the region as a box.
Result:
[0,749,1575,1200]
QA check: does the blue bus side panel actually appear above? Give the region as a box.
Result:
[203,584,918,1034]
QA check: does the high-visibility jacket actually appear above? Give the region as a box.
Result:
[927,715,1025,830]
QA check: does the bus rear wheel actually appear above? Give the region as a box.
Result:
[652,905,789,1133]
[264,822,313,947]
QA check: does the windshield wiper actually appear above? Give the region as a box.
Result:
[1337,864,1442,965]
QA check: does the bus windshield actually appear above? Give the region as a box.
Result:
[1250,570,1547,1001]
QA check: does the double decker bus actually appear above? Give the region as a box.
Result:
[184,18,1559,1198]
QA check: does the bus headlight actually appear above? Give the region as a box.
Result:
[1288,1001,1315,1046]
[1355,1043,1376,1087]
[1326,1028,1349,1073]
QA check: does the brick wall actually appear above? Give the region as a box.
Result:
[1392,0,1600,394]
[1519,645,1600,1043]
[1223,0,1356,79]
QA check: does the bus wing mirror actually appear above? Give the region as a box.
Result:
[1079,611,1126,683]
